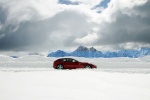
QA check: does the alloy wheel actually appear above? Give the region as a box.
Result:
[57,64,63,69]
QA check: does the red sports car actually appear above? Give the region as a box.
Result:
[53,58,97,69]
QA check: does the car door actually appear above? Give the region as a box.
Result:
[65,58,73,69]
[71,59,80,68]
[61,58,68,69]
[62,58,80,69]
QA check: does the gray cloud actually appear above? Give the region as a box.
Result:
[94,0,150,49]
[0,7,7,25]
[0,9,94,51]
[0,0,150,52]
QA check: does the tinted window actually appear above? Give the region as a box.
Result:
[61,58,77,62]
[62,59,67,62]
[67,58,73,62]
[72,59,76,62]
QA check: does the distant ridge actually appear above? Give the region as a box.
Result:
[47,50,69,57]
[47,46,150,58]
[70,46,102,57]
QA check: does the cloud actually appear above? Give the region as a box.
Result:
[0,0,150,51]
[0,0,63,25]
[74,33,100,45]
[0,23,2,30]
[93,0,150,50]
[0,9,94,51]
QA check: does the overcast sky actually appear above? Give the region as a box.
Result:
[0,0,150,52]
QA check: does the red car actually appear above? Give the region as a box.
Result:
[53,58,97,69]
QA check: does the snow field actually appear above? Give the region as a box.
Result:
[0,55,150,69]
[0,55,150,100]
[0,70,150,100]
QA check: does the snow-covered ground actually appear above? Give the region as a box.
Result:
[0,55,150,100]
[0,55,150,73]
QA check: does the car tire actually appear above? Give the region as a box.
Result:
[57,64,64,69]
[85,65,91,69]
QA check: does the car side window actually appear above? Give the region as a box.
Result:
[70,59,77,62]
[67,59,72,62]
[62,59,67,62]
[61,58,77,62]
[72,59,76,62]
[65,58,74,62]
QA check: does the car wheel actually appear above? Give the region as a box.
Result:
[85,65,91,69]
[57,64,64,69]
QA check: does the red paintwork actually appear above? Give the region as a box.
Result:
[53,58,97,69]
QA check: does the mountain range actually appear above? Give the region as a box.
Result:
[47,46,150,58]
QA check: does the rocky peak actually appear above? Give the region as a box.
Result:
[75,46,97,52]
[75,46,89,51]
[89,47,97,52]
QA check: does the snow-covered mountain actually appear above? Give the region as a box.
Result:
[28,52,44,56]
[47,50,69,57]
[70,46,102,58]
[47,46,150,58]
[140,47,150,56]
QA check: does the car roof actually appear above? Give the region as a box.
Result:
[59,58,74,60]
